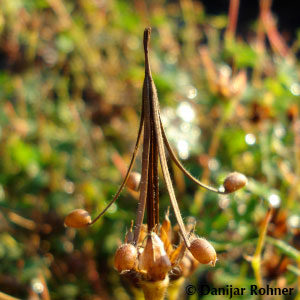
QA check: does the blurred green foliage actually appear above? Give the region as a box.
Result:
[0,0,300,299]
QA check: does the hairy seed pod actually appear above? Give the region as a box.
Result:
[126,172,141,191]
[64,209,91,228]
[114,243,137,272]
[223,172,247,193]
[188,237,217,266]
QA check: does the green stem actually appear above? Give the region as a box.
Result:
[251,208,273,288]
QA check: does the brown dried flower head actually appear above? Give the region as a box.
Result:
[64,28,249,300]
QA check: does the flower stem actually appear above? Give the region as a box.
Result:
[252,207,273,288]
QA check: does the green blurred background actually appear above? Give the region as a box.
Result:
[0,0,300,299]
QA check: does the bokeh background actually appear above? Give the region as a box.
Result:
[0,0,300,299]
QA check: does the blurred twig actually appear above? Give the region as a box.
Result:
[260,0,290,57]
[226,0,240,40]
[0,291,21,300]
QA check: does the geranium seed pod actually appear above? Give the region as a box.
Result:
[139,232,171,281]
[126,172,141,191]
[114,243,137,272]
[64,209,91,228]
[188,237,217,266]
[223,172,247,193]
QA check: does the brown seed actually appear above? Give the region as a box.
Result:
[188,237,217,266]
[114,243,137,272]
[64,209,91,228]
[126,172,141,191]
[223,172,247,193]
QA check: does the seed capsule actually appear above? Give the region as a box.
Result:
[126,172,141,191]
[114,243,137,272]
[188,237,217,266]
[223,172,247,193]
[139,232,171,280]
[64,209,91,228]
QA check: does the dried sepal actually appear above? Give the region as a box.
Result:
[125,220,134,244]
[169,241,186,266]
[114,243,138,272]
[137,224,148,245]
[64,209,91,228]
[185,216,197,233]
[161,208,172,241]
[160,225,173,255]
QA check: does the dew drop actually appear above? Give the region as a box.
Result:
[177,139,189,160]
[290,83,300,96]
[31,279,44,294]
[245,133,256,145]
[268,194,281,208]
[177,102,195,122]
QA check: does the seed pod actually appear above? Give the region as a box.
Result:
[139,232,171,281]
[114,243,137,272]
[188,237,217,266]
[223,172,247,193]
[64,209,91,228]
[126,172,141,191]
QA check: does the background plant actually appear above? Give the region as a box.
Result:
[0,0,299,299]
